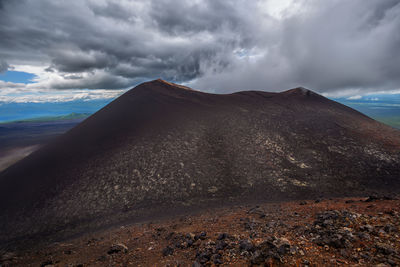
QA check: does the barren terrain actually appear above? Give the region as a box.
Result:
[1,80,399,264]
[2,197,399,266]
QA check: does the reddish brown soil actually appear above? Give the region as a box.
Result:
[3,197,400,266]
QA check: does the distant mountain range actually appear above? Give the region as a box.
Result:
[0,99,113,123]
[1,112,90,124]
[335,95,400,129]
[0,114,88,172]
[1,79,399,249]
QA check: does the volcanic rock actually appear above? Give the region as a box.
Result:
[0,79,399,248]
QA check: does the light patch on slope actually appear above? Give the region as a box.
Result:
[290,179,309,187]
[0,145,41,172]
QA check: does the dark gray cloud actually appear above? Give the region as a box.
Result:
[0,59,8,73]
[0,0,399,96]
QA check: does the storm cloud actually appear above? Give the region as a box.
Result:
[0,0,399,96]
[0,59,8,73]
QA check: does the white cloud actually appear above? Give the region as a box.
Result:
[259,0,304,19]
[346,95,362,100]
[0,85,126,103]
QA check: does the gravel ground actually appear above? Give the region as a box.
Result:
[2,197,400,266]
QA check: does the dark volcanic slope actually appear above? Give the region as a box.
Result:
[1,79,400,248]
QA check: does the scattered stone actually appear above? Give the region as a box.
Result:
[40,260,54,267]
[199,231,207,240]
[250,236,291,264]
[217,233,228,240]
[86,238,98,245]
[376,243,396,255]
[361,252,372,261]
[98,255,107,262]
[361,224,374,233]
[364,195,394,202]
[357,232,371,240]
[166,232,175,240]
[244,220,258,231]
[212,253,223,264]
[311,210,356,249]
[215,240,228,251]
[196,250,212,264]
[247,206,268,218]
[162,246,174,256]
[384,224,397,233]
[387,258,396,266]
[365,196,380,202]
[275,237,291,254]
[0,252,16,263]
[239,239,254,252]
[107,243,128,254]
[385,210,398,216]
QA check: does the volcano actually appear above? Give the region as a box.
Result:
[1,79,400,248]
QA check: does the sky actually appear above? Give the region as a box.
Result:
[0,0,400,116]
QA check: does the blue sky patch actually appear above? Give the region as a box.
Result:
[0,71,37,84]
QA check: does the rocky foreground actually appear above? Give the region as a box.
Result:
[2,197,400,266]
